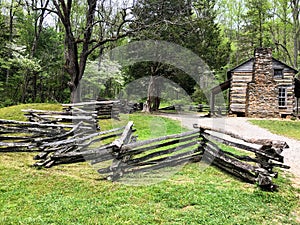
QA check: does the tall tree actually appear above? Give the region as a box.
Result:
[0,12,10,92]
[216,0,246,64]
[19,0,51,102]
[268,0,294,65]
[242,0,271,53]
[37,0,141,102]
[290,0,300,68]
[3,0,23,84]
[129,0,194,112]
[128,0,230,111]
[216,0,300,70]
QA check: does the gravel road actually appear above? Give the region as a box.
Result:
[162,113,300,180]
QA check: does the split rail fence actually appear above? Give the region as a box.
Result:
[22,100,120,129]
[0,107,290,191]
[93,123,289,191]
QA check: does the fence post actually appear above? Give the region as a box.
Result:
[108,121,134,181]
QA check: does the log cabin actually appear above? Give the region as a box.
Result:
[211,48,300,118]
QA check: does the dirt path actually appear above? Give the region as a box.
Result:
[161,113,300,180]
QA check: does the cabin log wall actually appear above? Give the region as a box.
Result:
[228,48,297,117]
[230,72,253,114]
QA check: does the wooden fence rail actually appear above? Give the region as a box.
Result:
[95,124,289,191]
[0,101,121,159]
[33,125,129,168]
[62,100,120,120]
[0,119,135,168]
[96,129,200,180]
[0,113,290,191]
[22,109,98,125]
[0,118,80,152]
[22,100,121,130]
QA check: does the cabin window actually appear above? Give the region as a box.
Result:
[274,69,283,78]
[278,87,287,107]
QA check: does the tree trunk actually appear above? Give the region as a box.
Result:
[143,76,161,112]
[69,81,81,103]
[21,73,30,103]
[53,0,97,103]
[6,0,14,85]
[142,76,154,113]
[152,96,160,111]
[53,0,136,103]
[153,76,161,111]
[292,0,300,68]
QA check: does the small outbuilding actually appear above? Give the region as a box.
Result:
[211,48,300,118]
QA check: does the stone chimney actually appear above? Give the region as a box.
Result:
[245,48,280,118]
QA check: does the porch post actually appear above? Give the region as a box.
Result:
[297,97,299,115]
[210,92,215,115]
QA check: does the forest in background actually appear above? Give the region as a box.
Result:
[0,0,299,108]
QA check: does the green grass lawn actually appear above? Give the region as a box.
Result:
[101,112,187,140]
[0,105,300,224]
[0,103,62,121]
[249,119,300,141]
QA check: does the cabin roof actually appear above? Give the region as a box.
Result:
[229,58,254,72]
[272,58,298,73]
[227,57,298,79]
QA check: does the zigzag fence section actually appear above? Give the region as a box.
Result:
[62,100,120,121]
[0,100,121,157]
[96,129,201,181]
[22,101,121,130]
[0,119,86,153]
[0,109,290,191]
[33,124,128,168]
[96,124,289,191]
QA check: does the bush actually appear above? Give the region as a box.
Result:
[0,98,14,108]
[191,87,208,104]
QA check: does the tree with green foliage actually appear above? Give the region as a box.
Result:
[216,0,300,70]
[268,0,294,65]
[0,12,10,103]
[290,0,300,68]
[242,0,272,55]
[81,58,124,100]
[216,0,247,65]
[129,0,193,111]
[4,0,300,107]
[128,0,230,111]
[39,0,142,102]
[0,0,68,105]
[0,13,10,70]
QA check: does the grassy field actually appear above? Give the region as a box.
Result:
[0,105,300,224]
[0,103,62,121]
[249,119,300,141]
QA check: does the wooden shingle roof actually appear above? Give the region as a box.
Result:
[227,57,298,79]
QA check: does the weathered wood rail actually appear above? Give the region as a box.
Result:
[0,101,121,154]
[33,124,131,168]
[23,101,121,130]
[0,119,87,152]
[96,130,201,180]
[197,126,289,190]
[94,124,289,191]
[0,118,135,167]
[0,111,290,191]
[62,100,120,120]
[23,108,99,130]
